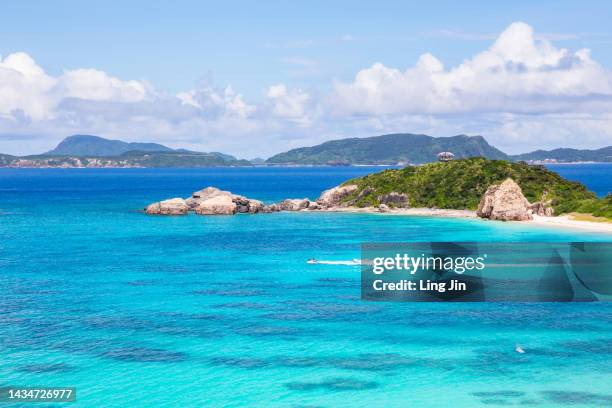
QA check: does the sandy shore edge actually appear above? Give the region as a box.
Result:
[530,214,612,233]
[315,206,612,233]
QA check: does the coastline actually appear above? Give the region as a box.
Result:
[530,214,612,233]
[317,206,477,218]
[314,206,612,233]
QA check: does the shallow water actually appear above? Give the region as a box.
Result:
[0,166,611,407]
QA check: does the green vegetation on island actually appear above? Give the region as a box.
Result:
[0,153,16,166]
[8,151,251,168]
[338,157,611,219]
[266,133,508,165]
[46,134,175,156]
[115,151,251,167]
[511,146,612,163]
[1,135,247,168]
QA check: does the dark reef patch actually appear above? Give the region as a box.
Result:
[559,339,612,354]
[191,289,265,297]
[212,302,277,310]
[285,377,378,392]
[276,357,321,368]
[479,399,512,405]
[209,357,269,369]
[472,391,526,398]
[330,353,418,371]
[102,347,187,363]
[518,400,540,406]
[541,390,612,405]
[18,363,73,373]
[236,325,300,338]
[126,280,156,286]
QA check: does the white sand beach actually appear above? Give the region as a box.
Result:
[316,206,612,233]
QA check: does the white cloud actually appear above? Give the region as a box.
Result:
[58,69,149,103]
[1,22,612,157]
[266,84,311,124]
[0,52,152,121]
[177,86,255,118]
[0,52,56,120]
[330,22,612,116]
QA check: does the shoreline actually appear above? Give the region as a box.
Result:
[530,214,612,233]
[313,206,612,233]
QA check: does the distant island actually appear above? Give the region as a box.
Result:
[1,135,250,168]
[266,133,508,165]
[511,146,612,163]
[0,133,610,168]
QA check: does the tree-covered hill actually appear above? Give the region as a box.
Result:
[45,135,174,156]
[0,151,250,168]
[511,146,612,162]
[266,133,508,165]
[338,157,610,218]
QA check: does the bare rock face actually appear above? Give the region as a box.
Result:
[476,178,533,221]
[145,198,189,215]
[186,187,232,209]
[279,198,310,211]
[530,201,554,217]
[194,194,236,215]
[146,186,267,216]
[316,184,358,208]
[378,204,390,213]
[262,203,280,213]
[246,199,265,214]
[378,192,409,208]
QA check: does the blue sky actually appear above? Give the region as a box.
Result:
[1,1,612,157]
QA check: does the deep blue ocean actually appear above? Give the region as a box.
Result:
[0,164,611,407]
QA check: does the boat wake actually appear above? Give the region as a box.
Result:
[307,259,362,266]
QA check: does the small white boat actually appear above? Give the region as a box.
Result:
[515,344,525,354]
[307,259,318,264]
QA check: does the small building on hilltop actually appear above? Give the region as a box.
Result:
[437,152,455,162]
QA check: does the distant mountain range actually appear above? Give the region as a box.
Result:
[1,135,248,168]
[0,133,610,168]
[45,134,237,161]
[266,133,508,165]
[510,146,612,163]
[45,135,174,156]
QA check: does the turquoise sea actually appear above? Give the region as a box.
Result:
[0,164,611,407]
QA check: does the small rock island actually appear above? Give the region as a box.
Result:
[145,184,352,216]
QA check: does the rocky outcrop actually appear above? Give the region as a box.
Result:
[194,194,236,215]
[146,186,269,216]
[378,192,409,208]
[187,187,230,208]
[476,178,533,221]
[378,204,390,213]
[530,201,554,217]
[145,198,189,215]
[279,198,310,211]
[263,203,280,213]
[316,184,358,208]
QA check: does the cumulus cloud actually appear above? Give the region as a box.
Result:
[177,86,255,118]
[266,84,311,123]
[0,52,56,120]
[1,21,612,157]
[330,22,612,116]
[0,52,153,122]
